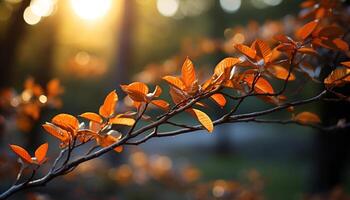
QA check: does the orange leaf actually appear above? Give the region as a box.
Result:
[151,99,170,110]
[99,90,118,118]
[181,57,197,89]
[52,113,79,133]
[97,134,123,153]
[269,65,296,81]
[332,38,349,51]
[294,112,321,124]
[169,87,186,105]
[162,76,185,90]
[296,20,318,40]
[34,143,48,164]
[210,93,226,107]
[42,123,70,145]
[9,145,32,164]
[252,39,272,63]
[109,117,135,126]
[244,75,274,94]
[297,47,318,55]
[80,112,103,123]
[341,61,350,68]
[235,44,256,60]
[190,109,213,133]
[214,57,240,76]
[121,82,149,102]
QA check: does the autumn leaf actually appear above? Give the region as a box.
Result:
[80,112,103,124]
[181,57,197,89]
[42,123,70,147]
[234,44,256,60]
[341,61,350,69]
[190,109,213,133]
[214,57,240,77]
[162,76,185,90]
[244,74,274,94]
[210,93,226,107]
[109,116,135,126]
[296,20,318,40]
[9,144,32,164]
[294,112,321,124]
[268,65,296,81]
[34,143,48,164]
[99,90,118,118]
[252,39,272,63]
[150,99,170,111]
[52,113,79,133]
[10,143,49,165]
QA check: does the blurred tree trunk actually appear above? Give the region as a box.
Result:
[114,0,135,86]
[25,16,58,150]
[0,0,31,89]
[0,0,31,142]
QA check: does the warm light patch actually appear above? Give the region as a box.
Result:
[156,0,179,17]
[71,0,112,20]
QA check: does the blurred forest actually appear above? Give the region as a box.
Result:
[0,0,349,200]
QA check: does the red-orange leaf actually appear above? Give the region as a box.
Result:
[252,39,272,63]
[181,57,197,89]
[80,112,103,123]
[235,44,256,60]
[294,112,321,124]
[35,143,48,164]
[297,47,318,55]
[296,20,318,40]
[210,93,226,107]
[9,145,32,164]
[244,75,274,94]
[99,90,118,118]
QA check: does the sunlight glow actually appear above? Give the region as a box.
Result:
[71,0,112,20]
[23,7,41,25]
[156,0,179,17]
[30,0,55,17]
[220,0,241,13]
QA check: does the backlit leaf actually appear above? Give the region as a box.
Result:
[9,145,32,164]
[252,39,272,63]
[181,57,197,89]
[269,65,296,81]
[34,143,48,164]
[99,90,118,118]
[296,20,318,40]
[162,76,185,90]
[42,123,70,146]
[52,113,79,133]
[244,75,274,94]
[190,109,213,133]
[109,117,135,126]
[80,112,103,123]
[214,57,240,77]
[341,61,350,68]
[151,99,170,111]
[210,93,226,107]
[235,44,256,60]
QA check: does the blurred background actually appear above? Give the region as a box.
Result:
[0,0,349,199]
